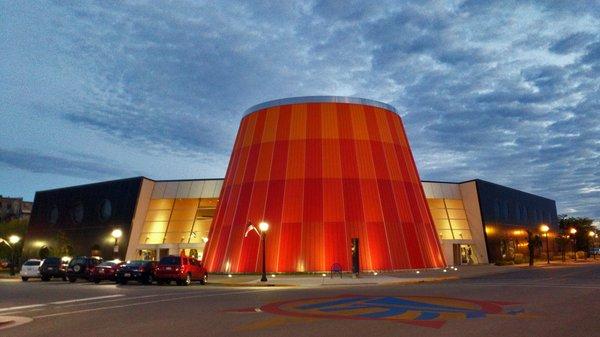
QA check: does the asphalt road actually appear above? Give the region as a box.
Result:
[2,264,600,337]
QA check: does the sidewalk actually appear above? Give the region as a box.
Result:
[208,260,600,287]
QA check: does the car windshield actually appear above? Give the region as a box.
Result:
[159,256,180,265]
[125,261,145,267]
[98,262,116,267]
[42,257,61,266]
[24,260,40,266]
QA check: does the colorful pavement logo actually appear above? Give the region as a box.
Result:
[234,295,524,329]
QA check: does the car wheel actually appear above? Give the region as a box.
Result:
[184,274,191,286]
[199,274,207,285]
[68,277,77,283]
[21,277,29,282]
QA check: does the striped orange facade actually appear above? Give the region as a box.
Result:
[204,97,446,273]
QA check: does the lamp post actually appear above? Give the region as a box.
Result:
[570,228,577,261]
[588,231,596,260]
[8,235,21,276]
[540,224,550,264]
[259,222,269,282]
[111,229,122,260]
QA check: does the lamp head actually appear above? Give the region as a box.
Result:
[589,231,596,237]
[111,229,123,239]
[8,235,20,244]
[259,221,269,232]
[569,228,577,235]
[540,224,549,233]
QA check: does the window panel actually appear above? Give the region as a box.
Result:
[170,209,197,221]
[197,208,215,218]
[444,199,464,209]
[166,220,193,233]
[173,199,199,209]
[447,209,467,219]
[438,230,454,240]
[141,221,168,233]
[148,199,174,210]
[164,231,191,244]
[199,198,219,208]
[145,210,172,222]
[139,232,165,244]
[453,230,472,240]
[450,219,470,229]
[427,199,445,209]
[430,209,448,219]
[434,218,451,229]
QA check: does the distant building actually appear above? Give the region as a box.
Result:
[0,195,33,222]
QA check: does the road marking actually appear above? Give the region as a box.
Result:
[0,304,46,312]
[465,282,600,290]
[33,289,268,319]
[50,295,124,305]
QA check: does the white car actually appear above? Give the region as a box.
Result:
[20,259,42,281]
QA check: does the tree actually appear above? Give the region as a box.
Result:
[0,218,28,260]
[558,214,596,253]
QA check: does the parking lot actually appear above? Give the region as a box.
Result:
[2,263,600,337]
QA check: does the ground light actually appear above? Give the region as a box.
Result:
[416,271,420,274]
[570,228,578,261]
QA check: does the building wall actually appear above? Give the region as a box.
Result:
[474,179,558,263]
[204,97,446,273]
[422,182,489,265]
[24,177,145,260]
[0,196,32,222]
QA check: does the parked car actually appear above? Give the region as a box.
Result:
[39,257,69,281]
[66,256,103,282]
[115,260,157,285]
[155,255,207,286]
[20,259,42,281]
[90,260,124,284]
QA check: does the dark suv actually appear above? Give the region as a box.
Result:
[67,256,103,282]
[39,257,68,281]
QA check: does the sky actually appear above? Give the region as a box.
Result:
[0,1,598,220]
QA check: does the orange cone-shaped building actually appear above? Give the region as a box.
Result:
[204,97,445,273]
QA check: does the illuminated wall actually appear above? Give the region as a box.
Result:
[204,97,446,273]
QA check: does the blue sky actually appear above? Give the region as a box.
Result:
[1,1,598,219]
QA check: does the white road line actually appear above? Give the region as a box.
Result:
[50,295,124,305]
[33,289,268,319]
[465,282,600,289]
[0,304,46,312]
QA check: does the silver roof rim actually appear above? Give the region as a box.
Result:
[243,96,398,116]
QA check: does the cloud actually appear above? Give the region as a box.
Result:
[0,148,133,179]
[1,1,599,219]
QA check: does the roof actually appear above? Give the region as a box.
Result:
[244,96,398,116]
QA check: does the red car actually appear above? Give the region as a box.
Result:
[90,260,124,284]
[155,255,207,286]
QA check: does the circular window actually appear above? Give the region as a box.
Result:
[49,205,59,225]
[99,199,112,221]
[71,202,84,224]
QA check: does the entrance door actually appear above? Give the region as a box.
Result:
[452,244,461,266]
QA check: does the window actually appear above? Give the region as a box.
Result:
[427,198,474,241]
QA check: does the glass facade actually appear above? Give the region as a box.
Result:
[427,198,473,241]
[140,198,217,246]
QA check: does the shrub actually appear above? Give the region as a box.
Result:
[513,253,525,264]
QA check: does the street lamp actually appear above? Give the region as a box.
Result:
[259,222,269,282]
[8,235,21,276]
[540,224,550,264]
[570,228,577,261]
[588,231,596,260]
[111,229,122,259]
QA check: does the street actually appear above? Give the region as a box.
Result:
[2,264,600,337]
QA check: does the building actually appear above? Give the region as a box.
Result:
[204,97,445,273]
[0,195,33,222]
[23,97,559,271]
